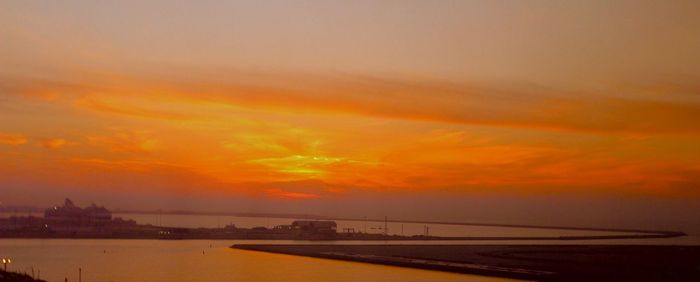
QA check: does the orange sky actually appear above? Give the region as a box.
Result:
[1,1,700,217]
[2,69,698,201]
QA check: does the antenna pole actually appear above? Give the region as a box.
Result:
[384,216,388,235]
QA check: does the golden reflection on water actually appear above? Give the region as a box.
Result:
[0,239,519,282]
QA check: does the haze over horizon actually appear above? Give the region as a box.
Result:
[2,1,700,233]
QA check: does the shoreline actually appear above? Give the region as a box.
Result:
[0,269,44,282]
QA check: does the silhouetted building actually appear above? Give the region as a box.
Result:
[274,224,293,231]
[291,220,337,234]
[44,198,112,221]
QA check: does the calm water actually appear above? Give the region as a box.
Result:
[0,239,520,282]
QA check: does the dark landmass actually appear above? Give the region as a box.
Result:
[0,215,686,240]
[4,204,683,237]
[0,206,43,213]
[334,217,687,236]
[114,209,324,220]
[0,199,687,240]
[232,244,700,282]
[0,270,45,282]
[104,210,689,237]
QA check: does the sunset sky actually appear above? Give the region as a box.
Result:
[2,1,699,230]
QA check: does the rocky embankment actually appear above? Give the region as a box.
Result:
[233,244,700,282]
[0,270,45,282]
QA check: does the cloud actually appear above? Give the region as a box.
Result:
[88,129,160,153]
[54,158,242,196]
[249,155,345,177]
[0,133,27,145]
[265,188,321,199]
[2,69,700,197]
[221,129,321,157]
[38,138,69,149]
[3,70,700,136]
[74,96,193,121]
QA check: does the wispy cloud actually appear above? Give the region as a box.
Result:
[0,133,28,145]
[74,96,194,121]
[265,188,321,199]
[3,70,700,135]
[88,128,160,153]
[1,69,699,197]
[37,138,69,149]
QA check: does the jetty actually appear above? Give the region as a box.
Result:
[232,244,700,282]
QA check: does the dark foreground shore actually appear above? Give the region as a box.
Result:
[232,244,700,282]
[0,270,44,282]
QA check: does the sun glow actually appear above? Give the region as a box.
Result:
[1,0,699,201]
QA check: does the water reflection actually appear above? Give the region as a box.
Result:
[0,239,519,282]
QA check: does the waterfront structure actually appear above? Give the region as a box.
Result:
[291,220,337,234]
[273,224,293,231]
[44,199,112,221]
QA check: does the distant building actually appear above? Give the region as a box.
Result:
[44,198,112,221]
[291,220,337,234]
[273,224,293,231]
